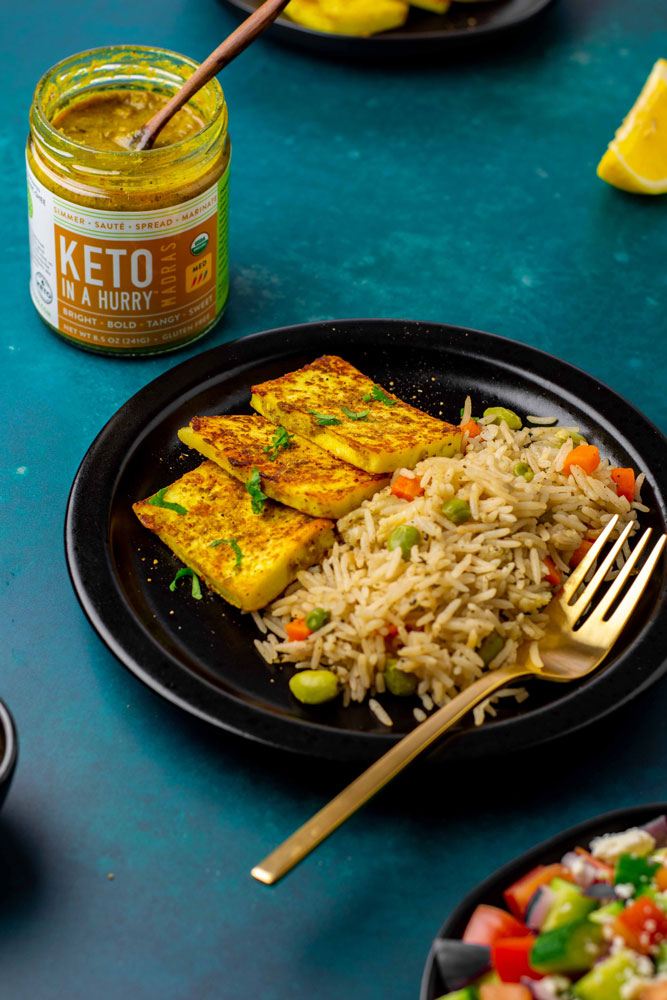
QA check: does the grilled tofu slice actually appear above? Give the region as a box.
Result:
[177,414,389,519]
[250,355,461,474]
[132,460,334,612]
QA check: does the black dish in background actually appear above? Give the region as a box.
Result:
[0,698,18,809]
[219,0,556,57]
[65,319,667,764]
[421,802,667,999]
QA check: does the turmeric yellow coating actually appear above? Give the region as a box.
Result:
[284,0,409,36]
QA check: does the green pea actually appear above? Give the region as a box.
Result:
[555,429,587,447]
[305,607,331,632]
[479,631,505,666]
[384,662,418,697]
[513,462,534,482]
[483,406,522,430]
[442,497,472,524]
[289,669,339,705]
[387,524,422,560]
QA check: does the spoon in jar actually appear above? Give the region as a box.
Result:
[130,0,291,151]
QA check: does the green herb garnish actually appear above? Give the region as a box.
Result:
[308,410,342,426]
[246,467,267,514]
[362,384,396,407]
[209,536,243,570]
[147,487,187,515]
[169,567,202,599]
[341,406,370,421]
[264,425,294,461]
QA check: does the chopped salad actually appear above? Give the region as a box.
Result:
[434,816,667,1000]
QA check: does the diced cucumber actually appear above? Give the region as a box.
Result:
[542,878,597,931]
[572,950,641,1000]
[434,987,478,1000]
[588,900,623,924]
[531,919,604,974]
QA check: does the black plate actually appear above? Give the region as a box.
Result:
[220,0,556,57]
[420,802,667,999]
[65,319,667,763]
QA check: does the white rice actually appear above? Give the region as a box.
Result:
[257,409,643,725]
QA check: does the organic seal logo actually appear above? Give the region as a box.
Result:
[190,232,209,256]
[35,272,53,305]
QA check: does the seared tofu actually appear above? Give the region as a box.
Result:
[177,414,389,519]
[250,355,461,474]
[132,460,334,612]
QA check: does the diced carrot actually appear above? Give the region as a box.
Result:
[543,556,562,587]
[503,864,575,918]
[391,475,424,501]
[383,624,399,637]
[638,980,667,1000]
[561,444,600,476]
[285,618,312,642]
[569,539,594,568]
[611,467,635,503]
[655,864,667,891]
[480,983,532,1000]
[460,418,482,439]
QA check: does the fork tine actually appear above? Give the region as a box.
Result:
[564,520,634,619]
[590,533,666,641]
[587,527,656,623]
[560,515,619,604]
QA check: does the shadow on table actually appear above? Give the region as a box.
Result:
[0,814,43,925]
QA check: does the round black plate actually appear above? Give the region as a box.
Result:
[420,802,667,999]
[219,0,556,57]
[65,319,667,763]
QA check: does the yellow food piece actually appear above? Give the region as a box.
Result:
[178,414,389,519]
[284,0,408,36]
[410,0,450,12]
[597,58,667,194]
[132,461,334,612]
[250,355,462,474]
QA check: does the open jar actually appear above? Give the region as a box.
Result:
[27,45,230,356]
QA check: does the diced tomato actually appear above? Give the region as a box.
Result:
[462,904,530,947]
[543,556,562,587]
[611,467,636,503]
[637,982,667,1000]
[613,896,667,954]
[285,618,312,642]
[480,984,532,1000]
[460,419,482,439]
[503,864,575,919]
[573,847,614,880]
[390,475,424,501]
[569,539,594,569]
[562,445,600,476]
[655,865,667,892]
[492,936,542,984]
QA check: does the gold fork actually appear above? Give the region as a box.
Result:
[251,514,665,885]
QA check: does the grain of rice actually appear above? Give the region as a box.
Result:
[369,698,393,727]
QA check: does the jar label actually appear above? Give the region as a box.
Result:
[26,161,229,351]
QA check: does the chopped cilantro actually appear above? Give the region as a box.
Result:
[263,425,294,461]
[308,410,342,426]
[341,406,369,421]
[169,567,202,599]
[147,486,187,515]
[246,467,267,514]
[209,536,243,569]
[362,384,396,407]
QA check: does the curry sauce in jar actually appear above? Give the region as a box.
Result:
[27,46,230,355]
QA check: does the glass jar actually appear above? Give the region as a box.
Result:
[27,45,231,356]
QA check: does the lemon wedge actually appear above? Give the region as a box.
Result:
[597,58,667,194]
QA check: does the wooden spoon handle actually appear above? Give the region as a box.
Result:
[133,0,291,150]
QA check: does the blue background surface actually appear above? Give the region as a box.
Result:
[2,1,667,997]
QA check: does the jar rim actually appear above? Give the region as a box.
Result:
[31,43,227,164]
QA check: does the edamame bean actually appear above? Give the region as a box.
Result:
[513,462,534,482]
[305,607,331,632]
[479,631,505,666]
[289,669,339,705]
[555,429,587,447]
[387,524,421,560]
[483,406,522,430]
[442,497,472,524]
[383,662,418,697]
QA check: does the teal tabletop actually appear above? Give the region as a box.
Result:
[3,1,667,998]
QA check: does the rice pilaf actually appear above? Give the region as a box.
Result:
[254,404,646,726]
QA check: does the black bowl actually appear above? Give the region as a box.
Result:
[0,699,18,809]
[420,802,667,999]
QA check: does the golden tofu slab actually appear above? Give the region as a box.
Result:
[177,414,389,519]
[250,355,462,474]
[132,460,334,612]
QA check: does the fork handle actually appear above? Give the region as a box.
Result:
[251,662,528,884]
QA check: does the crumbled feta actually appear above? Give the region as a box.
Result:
[590,828,656,864]
[616,883,637,899]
